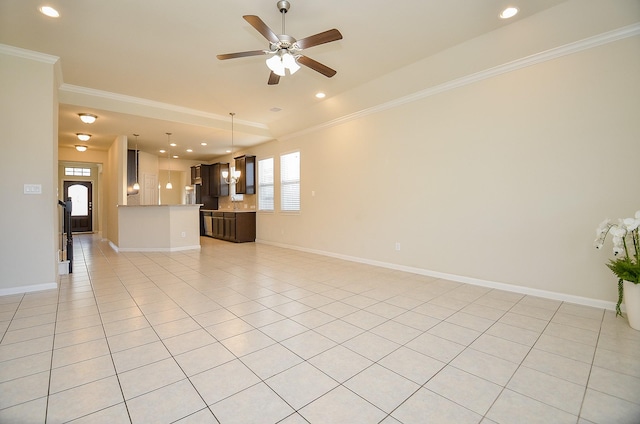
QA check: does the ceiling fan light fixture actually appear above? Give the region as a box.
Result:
[266,54,286,76]
[282,52,300,74]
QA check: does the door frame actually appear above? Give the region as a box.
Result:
[63,180,93,233]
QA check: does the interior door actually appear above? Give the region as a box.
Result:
[63,181,93,232]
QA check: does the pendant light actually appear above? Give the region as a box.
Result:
[165,133,173,190]
[132,134,140,190]
[222,113,241,184]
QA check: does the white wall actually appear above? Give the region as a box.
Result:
[252,25,640,306]
[0,47,59,294]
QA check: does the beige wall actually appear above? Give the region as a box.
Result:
[252,32,640,307]
[104,135,127,245]
[0,48,59,294]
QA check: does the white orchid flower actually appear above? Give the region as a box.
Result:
[596,218,611,235]
[611,226,627,238]
[623,217,640,232]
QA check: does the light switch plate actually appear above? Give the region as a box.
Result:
[24,184,42,194]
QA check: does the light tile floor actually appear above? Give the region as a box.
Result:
[1,235,640,423]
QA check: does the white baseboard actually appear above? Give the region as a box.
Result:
[114,245,201,252]
[256,239,617,312]
[0,282,58,297]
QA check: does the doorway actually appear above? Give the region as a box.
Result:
[63,181,93,233]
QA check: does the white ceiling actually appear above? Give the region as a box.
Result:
[0,0,569,161]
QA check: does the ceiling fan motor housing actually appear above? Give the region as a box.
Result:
[277,1,290,13]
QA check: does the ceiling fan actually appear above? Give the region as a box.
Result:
[217,0,343,85]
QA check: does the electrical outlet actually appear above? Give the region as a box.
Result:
[181,231,186,238]
[395,242,401,251]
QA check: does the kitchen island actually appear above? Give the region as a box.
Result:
[116,204,202,251]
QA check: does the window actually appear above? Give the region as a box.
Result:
[280,151,300,212]
[64,167,91,176]
[258,157,274,211]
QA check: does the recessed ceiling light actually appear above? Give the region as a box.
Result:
[500,7,519,19]
[200,142,207,146]
[315,92,326,99]
[39,6,59,18]
[159,149,166,153]
[186,148,193,153]
[172,155,179,159]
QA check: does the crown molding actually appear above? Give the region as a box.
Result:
[0,43,59,64]
[281,23,640,141]
[59,83,269,130]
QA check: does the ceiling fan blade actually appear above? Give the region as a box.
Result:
[297,55,337,78]
[268,72,280,85]
[296,29,343,49]
[243,15,280,44]
[217,50,267,60]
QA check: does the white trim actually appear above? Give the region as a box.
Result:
[115,245,201,252]
[0,282,58,297]
[0,43,59,64]
[280,23,640,142]
[257,239,617,311]
[58,84,269,131]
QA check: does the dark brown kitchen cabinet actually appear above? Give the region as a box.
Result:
[191,165,201,185]
[205,211,255,242]
[213,212,224,238]
[234,155,256,194]
[200,164,213,195]
[209,163,229,197]
[127,149,139,195]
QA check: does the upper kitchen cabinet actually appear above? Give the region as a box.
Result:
[190,165,201,185]
[234,155,256,194]
[209,162,229,197]
[127,149,139,195]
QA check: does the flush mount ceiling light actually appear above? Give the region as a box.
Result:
[75,145,87,152]
[315,92,326,99]
[500,6,519,19]
[39,6,59,17]
[78,113,97,124]
[76,133,91,142]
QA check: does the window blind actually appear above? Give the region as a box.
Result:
[280,152,300,212]
[258,157,274,211]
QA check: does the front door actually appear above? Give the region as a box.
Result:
[63,181,93,233]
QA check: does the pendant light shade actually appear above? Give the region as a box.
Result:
[222,113,241,183]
